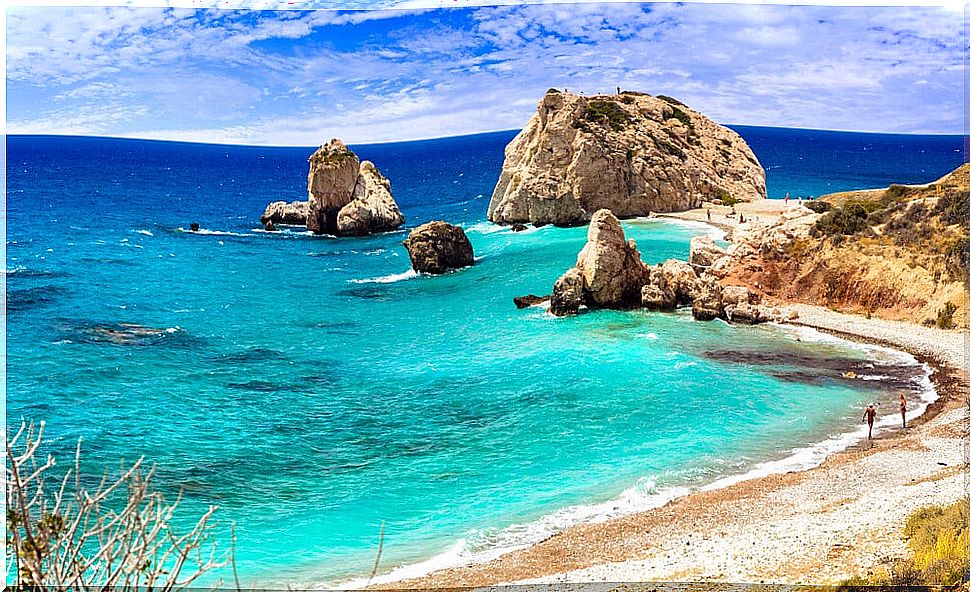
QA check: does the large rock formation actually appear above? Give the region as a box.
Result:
[263,139,405,236]
[336,161,405,236]
[403,221,475,274]
[550,209,649,316]
[307,139,361,234]
[488,90,766,226]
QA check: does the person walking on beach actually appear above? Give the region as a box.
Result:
[785,192,790,205]
[707,209,711,221]
[899,393,907,429]
[863,404,876,440]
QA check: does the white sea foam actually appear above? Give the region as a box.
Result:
[324,329,938,590]
[135,229,154,236]
[348,269,419,284]
[645,332,659,340]
[176,228,252,237]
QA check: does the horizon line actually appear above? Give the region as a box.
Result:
[5,123,966,149]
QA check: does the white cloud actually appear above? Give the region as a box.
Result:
[5,3,963,143]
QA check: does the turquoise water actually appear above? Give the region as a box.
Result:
[6,130,951,585]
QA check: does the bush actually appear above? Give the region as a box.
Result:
[619,90,649,96]
[936,301,957,329]
[667,106,694,130]
[805,200,832,213]
[842,497,969,587]
[656,94,686,107]
[582,100,632,131]
[933,188,970,228]
[816,202,870,235]
[720,193,740,206]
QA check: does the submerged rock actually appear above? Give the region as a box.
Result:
[403,221,475,274]
[487,89,766,226]
[260,200,308,226]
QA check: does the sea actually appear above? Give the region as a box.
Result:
[5,126,963,586]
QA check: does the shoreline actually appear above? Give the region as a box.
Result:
[365,318,963,588]
[359,213,966,590]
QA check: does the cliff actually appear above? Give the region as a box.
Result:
[487,90,766,226]
[722,164,968,328]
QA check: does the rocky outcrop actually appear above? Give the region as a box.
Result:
[550,268,585,316]
[307,139,361,234]
[514,295,549,309]
[691,280,723,321]
[550,209,649,316]
[575,210,649,308]
[336,162,405,236]
[268,138,406,236]
[689,235,728,274]
[260,200,308,226]
[403,221,474,274]
[488,90,766,226]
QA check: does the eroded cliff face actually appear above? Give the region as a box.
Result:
[487,90,766,226]
[722,165,969,327]
[307,139,360,234]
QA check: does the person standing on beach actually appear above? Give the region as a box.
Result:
[863,404,876,439]
[899,394,907,429]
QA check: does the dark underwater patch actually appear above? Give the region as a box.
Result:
[7,285,69,313]
[210,347,286,364]
[56,321,200,348]
[336,285,391,301]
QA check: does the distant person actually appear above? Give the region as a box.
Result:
[190,222,200,232]
[863,404,876,440]
[899,393,907,429]
[707,209,711,221]
[784,192,790,204]
[739,213,745,224]
[617,86,621,94]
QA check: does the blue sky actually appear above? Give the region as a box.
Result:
[6,2,964,144]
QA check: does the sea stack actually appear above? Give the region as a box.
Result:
[403,221,475,274]
[550,209,650,316]
[488,89,766,227]
[260,139,404,236]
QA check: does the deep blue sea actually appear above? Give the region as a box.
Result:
[5,127,962,586]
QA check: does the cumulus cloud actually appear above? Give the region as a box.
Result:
[6,2,962,144]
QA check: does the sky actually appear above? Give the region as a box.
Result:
[5,1,965,144]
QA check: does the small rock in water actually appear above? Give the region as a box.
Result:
[264,221,278,232]
[511,223,528,232]
[190,222,200,232]
[513,294,549,309]
[403,221,474,274]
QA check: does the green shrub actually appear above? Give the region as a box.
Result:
[720,193,739,206]
[582,100,632,131]
[619,90,649,96]
[816,202,870,235]
[805,200,832,213]
[667,106,694,130]
[936,301,957,329]
[656,94,686,107]
[933,188,970,228]
[546,87,561,94]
